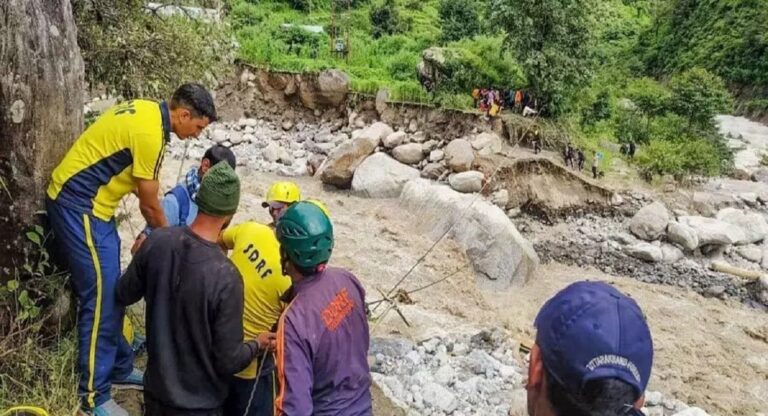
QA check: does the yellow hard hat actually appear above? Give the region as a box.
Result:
[1,406,49,416]
[305,199,330,217]
[262,182,301,208]
[123,316,134,346]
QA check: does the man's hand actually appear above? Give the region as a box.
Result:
[131,233,147,255]
[136,179,168,229]
[256,332,277,352]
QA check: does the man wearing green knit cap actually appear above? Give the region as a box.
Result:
[118,161,274,415]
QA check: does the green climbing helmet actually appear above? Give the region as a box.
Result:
[276,201,334,270]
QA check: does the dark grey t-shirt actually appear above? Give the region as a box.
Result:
[117,226,258,411]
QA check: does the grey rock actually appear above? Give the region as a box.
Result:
[242,133,255,143]
[609,232,637,246]
[679,216,745,247]
[392,143,426,165]
[383,131,407,148]
[429,150,445,162]
[644,391,663,407]
[715,207,768,244]
[752,168,768,183]
[405,350,422,366]
[661,244,684,263]
[704,285,726,298]
[421,382,457,413]
[507,208,522,218]
[465,350,501,375]
[401,179,538,288]
[229,132,244,145]
[667,222,699,251]
[421,163,446,180]
[263,142,280,163]
[623,242,663,263]
[629,202,670,241]
[212,128,229,144]
[351,153,420,198]
[739,192,759,207]
[737,245,763,263]
[444,139,475,172]
[491,190,509,208]
[434,365,455,385]
[359,122,394,147]
[422,140,439,153]
[281,120,294,131]
[318,137,378,188]
[469,132,503,154]
[672,408,710,416]
[370,337,415,357]
[449,171,484,193]
[408,119,419,133]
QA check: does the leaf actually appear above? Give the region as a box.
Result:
[26,231,41,246]
[34,225,44,235]
[6,279,19,292]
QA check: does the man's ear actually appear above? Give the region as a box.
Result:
[634,394,645,410]
[200,158,211,175]
[528,344,544,390]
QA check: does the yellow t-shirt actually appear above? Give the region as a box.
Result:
[47,99,169,221]
[222,222,292,379]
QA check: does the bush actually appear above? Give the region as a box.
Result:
[438,0,481,43]
[636,138,724,180]
[370,0,408,38]
[625,77,670,117]
[668,68,732,129]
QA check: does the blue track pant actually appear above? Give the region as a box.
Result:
[46,198,134,409]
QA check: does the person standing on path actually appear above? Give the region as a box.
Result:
[525,281,653,416]
[131,144,236,254]
[117,162,273,415]
[219,220,292,416]
[46,83,216,415]
[592,151,600,179]
[274,202,372,416]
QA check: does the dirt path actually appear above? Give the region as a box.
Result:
[117,160,768,415]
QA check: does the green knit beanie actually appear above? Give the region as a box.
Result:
[195,161,240,217]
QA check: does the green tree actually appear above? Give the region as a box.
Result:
[491,0,596,115]
[370,0,405,38]
[668,68,731,129]
[438,0,481,43]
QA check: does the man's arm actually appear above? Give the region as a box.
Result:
[211,270,259,376]
[136,179,168,229]
[117,239,149,306]
[275,313,314,416]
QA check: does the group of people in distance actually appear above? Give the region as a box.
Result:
[44,83,656,416]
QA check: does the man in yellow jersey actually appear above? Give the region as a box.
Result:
[219,220,291,416]
[261,181,301,226]
[45,83,216,416]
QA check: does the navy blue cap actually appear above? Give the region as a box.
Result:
[535,281,653,398]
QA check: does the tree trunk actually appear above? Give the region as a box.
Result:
[0,0,84,273]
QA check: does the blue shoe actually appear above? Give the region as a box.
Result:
[79,399,128,416]
[111,368,144,391]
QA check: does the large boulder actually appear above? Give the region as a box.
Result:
[623,242,663,263]
[319,136,378,188]
[392,143,425,165]
[715,207,768,244]
[315,69,350,107]
[679,216,745,247]
[666,221,699,251]
[444,139,475,172]
[752,168,768,184]
[400,179,539,288]
[470,132,503,156]
[629,202,670,241]
[351,153,420,198]
[360,122,394,147]
[383,131,407,148]
[449,171,484,193]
